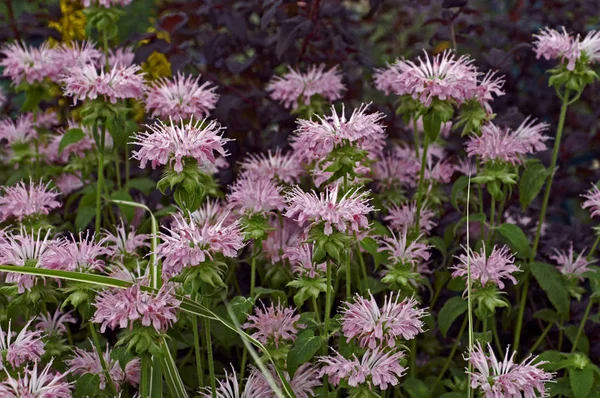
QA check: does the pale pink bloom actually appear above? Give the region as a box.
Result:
[455,157,476,176]
[466,123,523,165]
[108,47,135,68]
[53,41,102,70]
[67,344,125,390]
[53,173,84,194]
[373,63,402,95]
[43,121,96,164]
[45,231,110,272]
[81,0,133,8]
[267,64,345,109]
[0,320,45,369]
[145,72,218,120]
[466,343,554,398]
[551,244,596,281]
[378,228,431,269]
[104,222,149,259]
[0,114,37,145]
[242,302,304,348]
[200,365,272,398]
[239,149,304,184]
[425,157,455,184]
[452,245,520,289]
[371,151,420,191]
[125,358,141,387]
[580,30,600,63]
[532,27,600,70]
[319,348,407,390]
[33,110,60,130]
[106,262,146,283]
[582,184,600,218]
[285,184,374,236]
[35,310,76,337]
[512,117,550,153]
[263,218,302,263]
[0,42,61,85]
[189,199,229,226]
[283,244,327,278]
[384,202,437,235]
[92,284,180,332]
[249,363,322,398]
[0,361,72,398]
[199,155,230,175]
[228,175,286,215]
[0,86,5,108]
[132,117,230,173]
[471,70,505,113]
[61,62,144,104]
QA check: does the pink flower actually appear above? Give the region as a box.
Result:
[108,47,135,68]
[81,0,133,8]
[319,348,407,390]
[45,231,110,272]
[228,175,286,215]
[0,180,60,222]
[0,361,72,398]
[263,218,302,263]
[189,199,229,226]
[512,117,550,153]
[0,320,45,369]
[53,41,102,70]
[200,365,273,398]
[42,120,96,164]
[267,64,345,109]
[92,284,180,332]
[284,244,327,278]
[470,70,505,114]
[0,42,61,85]
[35,310,76,337]
[104,222,149,259]
[384,202,437,235]
[145,72,219,120]
[0,114,37,145]
[582,184,600,218]
[132,117,230,173]
[533,27,600,70]
[53,173,84,194]
[67,345,125,390]
[340,292,427,349]
[61,62,145,104]
[374,63,403,95]
[239,149,304,184]
[288,363,322,398]
[242,302,304,348]
[372,151,420,191]
[466,343,554,398]
[452,245,520,289]
[378,228,431,269]
[425,157,455,184]
[124,358,141,387]
[285,184,374,236]
[551,244,596,281]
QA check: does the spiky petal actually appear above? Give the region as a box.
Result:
[0,361,72,397]
[239,149,304,184]
[242,303,304,348]
[384,202,437,235]
[452,245,520,289]
[0,42,61,85]
[582,184,600,219]
[227,175,286,215]
[551,244,596,280]
[35,310,76,337]
[0,320,45,369]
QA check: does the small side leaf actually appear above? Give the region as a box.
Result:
[519,160,548,209]
[531,262,570,316]
[438,296,467,338]
[497,223,532,259]
[569,367,594,398]
[59,128,85,154]
[287,329,323,378]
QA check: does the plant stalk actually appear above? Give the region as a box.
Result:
[414,136,430,234]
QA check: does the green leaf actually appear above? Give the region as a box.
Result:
[531,262,570,316]
[287,329,323,378]
[423,112,442,142]
[59,128,85,154]
[160,341,187,398]
[519,160,548,209]
[565,325,590,355]
[450,175,469,211]
[127,177,156,195]
[254,287,287,304]
[438,296,467,338]
[569,367,594,398]
[533,308,560,324]
[75,373,101,397]
[497,224,532,259]
[403,378,431,398]
[75,206,96,231]
[440,394,464,398]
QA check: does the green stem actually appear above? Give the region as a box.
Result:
[414,136,430,234]
[413,116,420,158]
[587,234,600,261]
[488,197,496,246]
[140,357,151,398]
[355,232,367,294]
[466,172,474,398]
[311,296,321,324]
[345,246,351,299]
[571,299,594,353]
[525,322,553,357]
[323,260,333,398]
[491,316,502,354]
[558,317,564,352]
[512,273,529,349]
[192,291,205,387]
[95,126,106,235]
[434,315,467,388]
[125,143,131,186]
[250,240,262,298]
[88,323,118,396]
[204,317,216,398]
[115,153,122,190]
[410,339,417,378]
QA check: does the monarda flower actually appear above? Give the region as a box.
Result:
[108,47,135,68]
[373,63,403,95]
[551,244,596,281]
[285,184,374,236]
[466,343,554,398]
[67,345,140,390]
[239,149,304,184]
[200,365,273,398]
[0,114,37,147]
[340,292,427,349]
[0,320,45,369]
[0,180,60,222]
[35,310,77,337]
[92,284,180,333]
[0,361,72,397]
[384,201,437,235]
[242,302,304,348]
[0,42,61,85]
[372,149,420,191]
[319,348,407,390]
[43,120,96,164]
[262,218,302,263]
[44,232,110,272]
[145,72,219,120]
[132,117,230,173]
[227,175,286,215]
[53,41,102,71]
[452,245,519,289]
[53,173,84,195]
[582,184,600,219]
[104,222,149,260]
[533,27,600,70]
[267,64,345,109]
[82,0,133,8]
[378,228,431,269]
[284,244,327,279]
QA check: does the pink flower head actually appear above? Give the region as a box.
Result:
[108,47,135,68]
[227,175,286,215]
[0,180,60,222]
[512,116,550,153]
[319,348,407,390]
[533,27,600,70]
[0,114,36,145]
[145,72,219,120]
[0,320,45,369]
[43,121,96,164]
[200,365,273,398]
[452,245,520,289]
[81,0,133,8]
[470,70,505,114]
[125,358,141,387]
[189,199,229,226]
[425,157,456,184]
[392,50,478,107]
[53,41,102,70]
[61,62,144,104]
[285,184,374,236]
[239,149,304,184]
[132,117,230,173]
[384,201,437,235]
[466,343,554,398]
[45,231,111,272]
[374,63,403,95]
[263,218,302,263]
[35,310,76,337]
[267,64,345,109]
[242,302,304,348]
[551,243,596,281]
[582,184,600,218]
[104,222,149,259]
[0,42,61,85]
[67,344,125,390]
[372,150,420,191]
[53,173,84,195]
[340,292,427,349]
[92,284,180,332]
[378,228,431,269]
[283,243,327,278]
[0,361,72,398]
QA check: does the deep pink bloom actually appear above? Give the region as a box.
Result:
[319,348,407,390]
[44,231,110,272]
[466,343,554,398]
[0,320,45,369]
[551,244,596,281]
[92,284,180,332]
[284,244,327,278]
[0,361,72,398]
[132,117,230,173]
[378,228,431,269]
[285,184,374,236]
[81,0,133,8]
[35,309,76,337]
[239,149,304,184]
[0,42,61,85]
[67,345,125,390]
[0,114,37,145]
[452,245,520,289]
[228,175,286,215]
[145,72,219,120]
[267,64,345,109]
[384,202,437,235]
[0,180,60,222]
[533,27,600,70]
[242,302,304,348]
[104,222,149,259]
[108,47,135,67]
[582,184,600,218]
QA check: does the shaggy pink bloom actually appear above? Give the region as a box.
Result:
[267,64,345,109]
[67,345,125,390]
[43,121,96,164]
[35,310,76,337]
[45,231,110,272]
[455,157,476,177]
[108,47,135,67]
[469,70,505,114]
[200,365,273,398]
[81,0,133,8]
[284,244,327,278]
[53,41,102,70]
[104,222,149,259]
[0,361,72,397]
[580,30,600,63]
[0,320,45,369]
[242,302,304,348]
[512,117,550,153]
[285,184,374,236]
[373,63,403,94]
[0,42,61,85]
[384,202,437,235]
[466,343,554,398]
[239,149,304,184]
[582,184,600,218]
[61,62,144,104]
[319,348,407,390]
[189,199,229,226]
[0,114,37,145]
[125,358,141,387]
[92,284,180,332]
[340,292,427,349]
[288,363,322,398]
[425,157,455,184]
[466,123,523,165]
[228,175,286,215]
[372,151,420,191]
[263,218,302,263]
[551,244,596,281]
[145,72,218,120]
[53,173,84,194]
[378,229,431,268]
[132,117,230,173]
[533,27,600,70]
[0,87,5,108]
[452,245,520,289]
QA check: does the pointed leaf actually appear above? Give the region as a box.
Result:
[438,296,467,338]
[531,262,570,316]
[287,329,323,378]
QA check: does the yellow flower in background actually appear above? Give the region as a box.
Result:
[141,51,172,82]
[142,16,171,45]
[48,0,87,42]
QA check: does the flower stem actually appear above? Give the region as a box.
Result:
[588,233,600,261]
[434,315,467,388]
[410,339,417,378]
[250,240,262,298]
[311,296,321,324]
[95,126,106,235]
[204,317,216,398]
[345,246,351,299]
[414,136,430,234]
[192,291,205,387]
[88,323,118,395]
[571,299,594,353]
[355,233,368,295]
[322,260,333,398]
[525,322,553,357]
[413,116,420,158]
[491,316,502,354]
[512,272,529,350]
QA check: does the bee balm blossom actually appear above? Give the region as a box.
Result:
[239,149,304,184]
[0,42,61,85]
[104,222,149,259]
[35,310,77,337]
[551,244,596,280]
[378,229,431,269]
[452,245,520,289]
[533,27,600,70]
[45,232,111,272]
[0,361,72,397]
[200,365,273,398]
[67,345,140,390]
[0,180,60,222]
[242,302,304,348]
[384,201,437,235]
[0,114,37,145]
[0,320,45,369]
[82,0,133,8]
[227,175,286,215]
[582,184,600,218]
